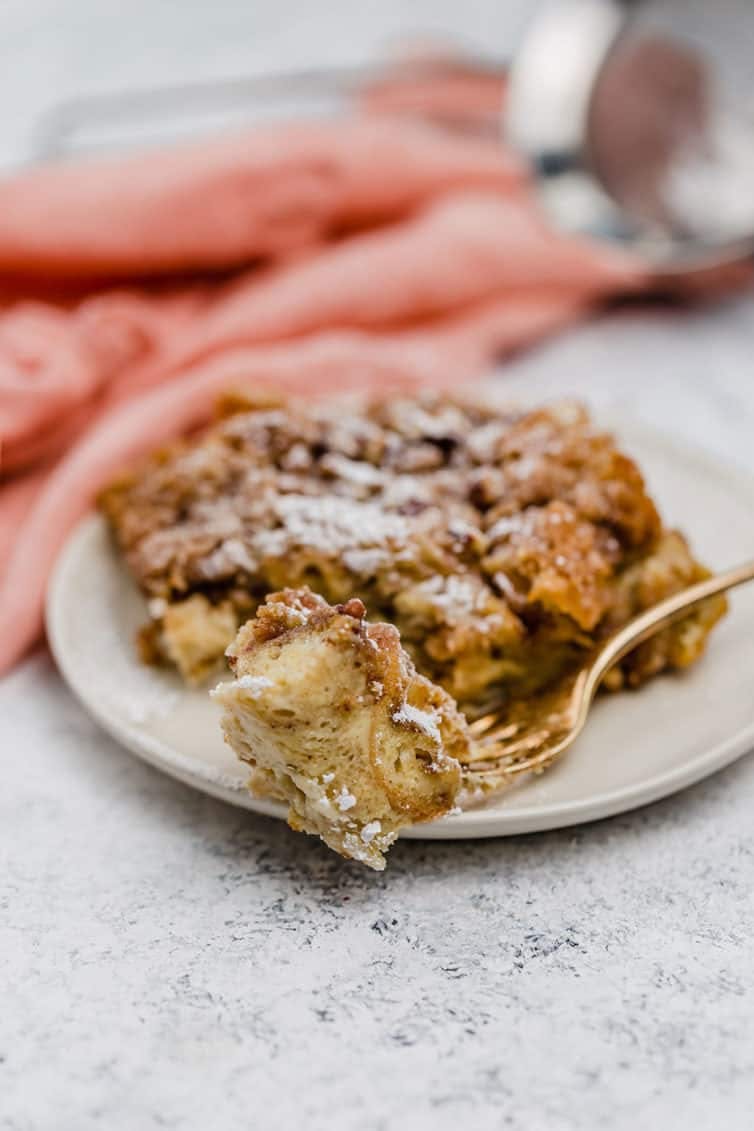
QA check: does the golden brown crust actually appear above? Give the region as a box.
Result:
[101,390,722,707]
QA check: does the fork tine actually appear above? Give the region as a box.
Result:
[460,666,591,788]
[463,723,521,756]
[468,716,519,741]
[471,752,552,780]
[462,727,549,765]
[491,731,551,757]
[468,731,575,781]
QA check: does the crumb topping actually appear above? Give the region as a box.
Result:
[102,389,723,702]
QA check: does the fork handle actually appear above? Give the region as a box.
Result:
[588,558,754,694]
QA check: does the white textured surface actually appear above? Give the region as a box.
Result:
[2,3,754,1129]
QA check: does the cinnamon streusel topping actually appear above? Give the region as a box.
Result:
[100,389,724,706]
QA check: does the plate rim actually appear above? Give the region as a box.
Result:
[46,412,754,839]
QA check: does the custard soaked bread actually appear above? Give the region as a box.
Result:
[101,390,727,867]
[101,390,726,711]
[212,589,469,870]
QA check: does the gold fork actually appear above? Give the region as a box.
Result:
[462,559,754,791]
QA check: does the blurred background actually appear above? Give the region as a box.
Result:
[1,0,750,450]
[0,0,530,166]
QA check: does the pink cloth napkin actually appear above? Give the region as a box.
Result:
[0,86,649,675]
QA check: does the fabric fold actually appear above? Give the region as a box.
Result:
[0,118,522,280]
[0,79,699,676]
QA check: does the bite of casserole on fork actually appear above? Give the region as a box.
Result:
[212,588,472,870]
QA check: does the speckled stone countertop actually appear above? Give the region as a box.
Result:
[4,299,754,1131]
[2,4,754,1128]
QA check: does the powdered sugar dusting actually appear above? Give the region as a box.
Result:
[312,795,338,820]
[234,675,274,698]
[335,786,357,812]
[342,832,378,866]
[256,495,409,561]
[392,703,442,746]
[417,573,484,620]
[320,453,385,488]
[360,820,382,845]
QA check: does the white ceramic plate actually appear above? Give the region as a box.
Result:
[46,418,754,839]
